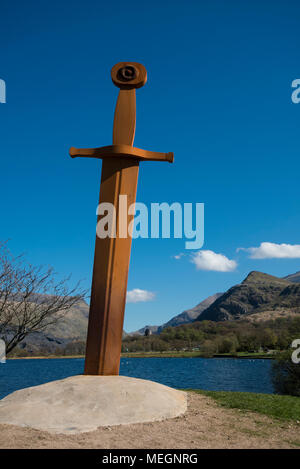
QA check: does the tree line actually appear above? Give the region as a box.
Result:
[122,317,300,356]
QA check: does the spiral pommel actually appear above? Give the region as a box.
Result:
[111,62,147,89]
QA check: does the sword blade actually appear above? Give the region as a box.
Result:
[84,88,139,375]
[84,159,139,375]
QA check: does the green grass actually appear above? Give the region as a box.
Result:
[190,390,300,422]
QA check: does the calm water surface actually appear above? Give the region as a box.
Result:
[0,357,274,399]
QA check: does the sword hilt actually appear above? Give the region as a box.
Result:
[111,63,147,146]
[70,62,173,165]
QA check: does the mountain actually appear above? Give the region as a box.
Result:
[6,299,90,355]
[159,293,223,329]
[130,293,223,336]
[7,269,300,354]
[130,325,161,336]
[4,298,127,355]
[196,271,300,323]
[284,271,300,283]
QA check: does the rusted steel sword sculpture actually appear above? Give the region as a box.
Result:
[70,62,173,375]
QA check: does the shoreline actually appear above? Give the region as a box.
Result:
[7,351,275,360]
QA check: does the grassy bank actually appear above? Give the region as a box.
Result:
[191,390,300,422]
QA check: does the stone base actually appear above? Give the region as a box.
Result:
[0,375,187,434]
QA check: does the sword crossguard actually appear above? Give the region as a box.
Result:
[69,144,174,163]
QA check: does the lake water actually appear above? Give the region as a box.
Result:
[0,357,274,400]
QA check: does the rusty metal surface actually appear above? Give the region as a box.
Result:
[70,62,173,375]
[69,144,173,163]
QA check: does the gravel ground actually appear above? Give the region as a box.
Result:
[0,392,299,449]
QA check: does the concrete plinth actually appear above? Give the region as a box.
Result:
[0,375,187,434]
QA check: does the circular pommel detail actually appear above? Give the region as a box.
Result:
[111,62,147,89]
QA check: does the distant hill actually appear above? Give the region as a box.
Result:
[159,293,223,329]
[196,271,300,323]
[284,271,300,283]
[130,293,222,336]
[130,325,161,336]
[5,269,300,354]
[4,298,127,355]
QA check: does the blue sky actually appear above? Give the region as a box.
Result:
[0,0,299,331]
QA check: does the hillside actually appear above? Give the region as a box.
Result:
[196,271,300,322]
[4,269,300,355]
[159,293,223,329]
[130,271,300,335]
[6,297,131,355]
[6,299,90,355]
[130,293,222,336]
[284,271,300,283]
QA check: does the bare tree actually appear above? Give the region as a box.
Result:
[0,242,87,354]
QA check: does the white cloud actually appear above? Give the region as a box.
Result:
[191,250,237,272]
[126,289,155,303]
[173,253,184,260]
[238,242,300,259]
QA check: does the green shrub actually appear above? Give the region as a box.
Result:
[271,350,300,396]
